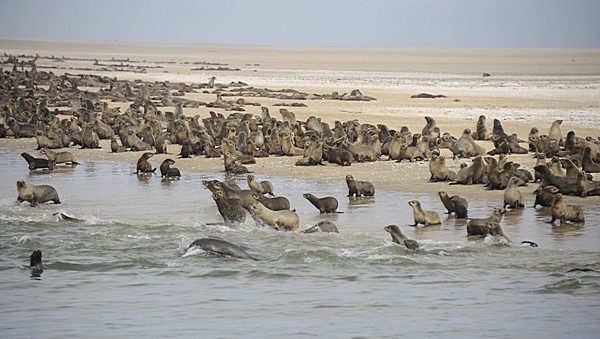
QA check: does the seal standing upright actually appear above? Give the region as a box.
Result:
[303,193,339,214]
[345,175,375,197]
[408,200,441,226]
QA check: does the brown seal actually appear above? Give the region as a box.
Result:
[428,155,454,182]
[160,158,181,178]
[203,180,257,204]
[136,152,156,174]
[408,200,441,226]
[21,152,54,170]
[576,171,600,197]
[211,191,246,223]
[475,115,488,140]
[450,195,469,219]
[110,136,126,153]
[533,185,560,208]
[503,177,524,209]
[345,175,375,197]
[546,193,585,224]
[303,193,339,214]
[40,149,79,165]
[252,193,291,211]
[301,221,339,234]
[467,222,513,244]
[438,190,468,215]
[451,156,485,185]
[322,144,353,166]
[247,174,274,195]
[81,123,101,149]
[467,207,506,231]
[241,202,300,231]
[16,180,61,207]
[384,225,409,245]
[548,119,563,146]
[534,165,578,195]
[582,147,600,173]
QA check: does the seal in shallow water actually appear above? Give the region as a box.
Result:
[303,193,339,214]
[21,152,54,170]
[345,175,375,197]
[16,180,61,207]
[546,193,585,224]
[408,200,441,226]
[241,202,300,231]
[188,238,259,260]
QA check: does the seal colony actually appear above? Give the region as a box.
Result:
[2,51,599,262]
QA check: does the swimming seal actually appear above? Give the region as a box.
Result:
[16,180,61,207]
[303,193,339,214]
[29,250,46,270]
[301,221,339,234]
[467,207,506,231]
[467,221,513,244]
[345,175,375,197]
[21,152,54,170]
[384,225,408,244]
[241,202,300,231]
[188,238,259,261]
[408,200,441,226]
[211,191,246,223]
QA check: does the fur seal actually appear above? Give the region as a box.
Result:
[451,156,484,185]
[548,119,563,146]
[241,202,300,231]
[467,222,513,244]
[16,180,61,207]
[203,180,257,204]
[429,155,454,182]
[21,152,54,170]
[301,221,339,234]
[438,190,468,215]
[450,195,468,218]
[188,238,259,260]
[303,193,339,214]
[547,193,585,224]
[408,200,441,226]
[467,207,506,231]
[533,185,560,208]
[110,136,126,153]
[345,175,375,197]
[136,152,156,174]
[252,193,291,211]
[211,191,246,223]
[247,174,274,195]
[576,171,600,197]
[504,177,525,209]
[384,225,409,244]
[29,250,46,271]
[81,123,100,149]
[534,165,579,195]
[582,147,600,173]
[40,149,79,165]
[160,158,180,178]
[475,115,488,140]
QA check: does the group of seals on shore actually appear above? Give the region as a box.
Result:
[4,55,598,261]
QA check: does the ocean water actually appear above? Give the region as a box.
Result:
[1,146,599,338]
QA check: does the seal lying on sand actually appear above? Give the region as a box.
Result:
[16,180,60,207]
[188,238,259,261]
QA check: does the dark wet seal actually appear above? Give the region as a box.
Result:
[521,241,538,247]
[565,268,595,273]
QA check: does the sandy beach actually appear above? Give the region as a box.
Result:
[1,38,599,200]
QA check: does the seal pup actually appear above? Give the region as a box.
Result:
[241,202,300,231]
[303,193,339,214]
[252,193,291,211]
[503,177,525,209]
[16,180,61,207]
[384,225,409,244]
[247,174,274,195]
[160,158,181,178]
[136,152,156,174]
[188,238,259,261]
[438,190,468,214]
[345,175,375,197]
[21,152,54,170]
[546,193,585,224]
[110,136,126,153]
[40,149,79,165]
[408,200,441,226]
[301,221,339,234]
[450,195,468,218]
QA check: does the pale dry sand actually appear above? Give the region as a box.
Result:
[1,38,599,203]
